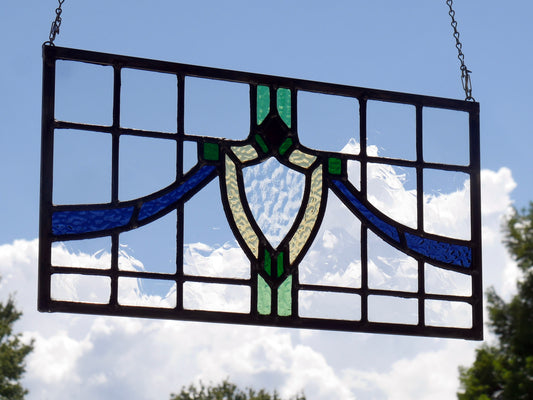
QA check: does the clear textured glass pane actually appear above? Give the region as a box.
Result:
[53,130,112,205]
[347,160,361,191]
[367,100,416,160]
[119,211,176,274]
[183,282,250,313]
[299,190,361,288]
[183,140,198,174]
[299,291,360,320]
[297,91,358,152]
[185,77,249,140]
[368,295,418,325]
[121,68,177,133]
[183,242,250,279]
[118,277,176,308]
[55,60,113,125]
[52,238,111,270]
[425,300,472,328]
[368,230,418,292]
[243,158,305,249]
[423,107,469,166]
[183,178,240,252]
[51,274,110,304]
[425,264,471,296]
[119,135,176,201]
[367,163,417,229]
[424,169,471,240]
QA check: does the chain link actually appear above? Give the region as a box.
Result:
[44,0,65,46]
[446,0,474,101]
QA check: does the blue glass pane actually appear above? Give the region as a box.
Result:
[333,180,399,242]
[405,233,471,267]
[53,207,134,235]
[139,165,215,221]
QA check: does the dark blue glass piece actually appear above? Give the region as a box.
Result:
[405,233,471,267]
[53,207,134,235]
[333,180,400,242]
[138,165,215,221]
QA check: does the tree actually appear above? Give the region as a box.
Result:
[0,294,34,400]
[170,379,306,400]
[458,203,533,399]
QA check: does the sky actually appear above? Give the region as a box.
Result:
[0,1,532,399]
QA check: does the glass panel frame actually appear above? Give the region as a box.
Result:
[39,46,482,340]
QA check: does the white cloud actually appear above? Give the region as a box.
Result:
[26,330,93,384]
[183,241,249,279]
[0,159,519,399]
[344,340,476,400]
[480,167,520,299]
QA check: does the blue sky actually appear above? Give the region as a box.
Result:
[2,0,532,244]
[0,1,532,399]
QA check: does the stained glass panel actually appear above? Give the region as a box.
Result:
[39,46,482,339]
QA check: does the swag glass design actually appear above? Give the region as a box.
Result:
[39,46,482,339]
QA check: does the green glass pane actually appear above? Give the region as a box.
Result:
[278,138,293,156]
[203,142,219,161]
[277,88,291,128]
[257,85,270,125]
[254,134,269,153]
[277,275,292,316]
[264,249,272,276]
[277,252,284,277]
[328,157,342,175]
[258,275,271,315]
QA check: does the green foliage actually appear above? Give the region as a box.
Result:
[504,202,533,272]
[170,379,306,400]
[458,346,506,400]
[0,295,34,400]
[458,203,533,399]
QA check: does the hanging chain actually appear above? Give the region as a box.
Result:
[446,0,474,101]
[44,0,65,46]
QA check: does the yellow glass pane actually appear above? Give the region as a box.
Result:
[225,156,259,257]
[289,166,322,263]
[288,149,317,168]
[231,144,258,163]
